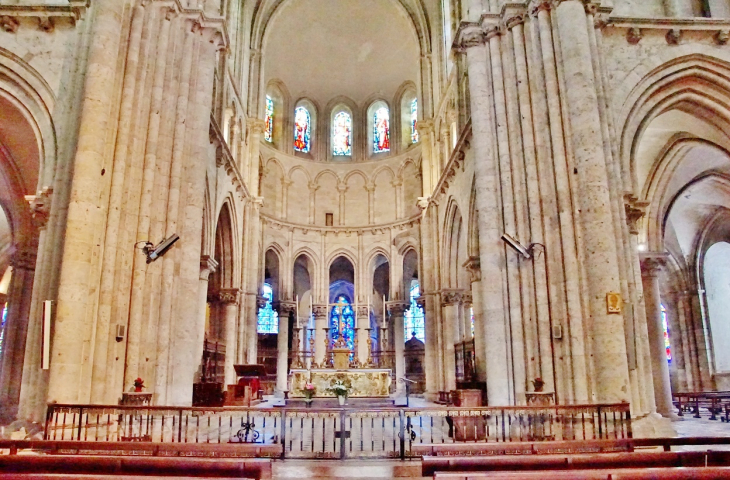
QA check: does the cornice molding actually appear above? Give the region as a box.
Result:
[261,213,421,236]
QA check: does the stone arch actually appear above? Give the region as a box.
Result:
[394,80,419,151]
[261,157,285,218]
[442,198,466,290]
[325,95,358,161]
[343,170,368,226]
[264,79,291,152]
[292,97,320,157]
[372,165,396,224]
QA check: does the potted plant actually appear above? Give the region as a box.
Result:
[532,377,544,392]
[328,380,350,406]
[303,383,316,407]
[133,377,145,393]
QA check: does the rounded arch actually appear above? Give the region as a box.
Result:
[366,98,392,157]
[325,95,358,161]
[286,164,313,184]
[211,201,238,290]
[372,165,396,183]
[292,247,320,292]
[264,79,291,152]
[293,97,319,157]
[343,169,368,185]
[313,169,341,186]
[326,249,358,274]
[442,197,466,289]
[394,80,419,151]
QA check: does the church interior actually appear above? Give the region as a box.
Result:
[2,0,730,478]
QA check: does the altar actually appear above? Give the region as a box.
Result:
[289,368,392,398]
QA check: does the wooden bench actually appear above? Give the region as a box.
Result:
[0,439,281,458]
[0,455,272,479]
[412,439,634,457]
[673,391,730,420]
[422,451,730,476]
[433,467,730,479]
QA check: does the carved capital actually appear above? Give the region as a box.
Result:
[463,256,481,283]
[529,1,552,17]
[256,294,268,309]
[386,301,409,317]
[504,15,526,31]
[640,253,670,278]
[454,23,486,52]
[219,288,240,305]
[312,304,329,318]
[356,305,370,318]
[716,30,729,45]
[416,196,430,211]
[200,254,219,280]
[415,296,426,309]
[462,292,473,306]
[624,195,649,235]
[249,118,266,135]
[0,16,19,33]
[441,289,465,307]
[276,301,297,316]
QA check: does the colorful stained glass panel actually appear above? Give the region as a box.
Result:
[257,283,279,333]
[264,96,274,142]
[373,106,390,153]
[330,295,355,355]
[404,282,425,342]
[411,98,418,143]
[293,106,311,152]
[333,111,352,156]
[661,304,672,362]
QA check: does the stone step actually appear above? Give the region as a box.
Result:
[272,459,423,478]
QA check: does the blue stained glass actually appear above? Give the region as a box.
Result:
[0,303,7,358]
[404,282,425,342]
[257,283,279,334]
[661,304,672,362]
[373,107,390,153]
[333,111,352,156]
[264,96,274,143]
[330,295,355,354]
[411,99,418,143]
[294,106,311,152]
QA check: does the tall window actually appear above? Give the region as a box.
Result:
[264,96,274,142]
[410,98,418,143]
[293,106,311,152]
[661,304,672,362]
[470,306,474,338]
[332,111,352,156]
[373,107,390,153]
[330,295,355,352]
[257,283,279,333]
[404,281,425,342]
[0,303,7,357]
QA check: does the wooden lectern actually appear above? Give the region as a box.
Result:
[225,364,266,406]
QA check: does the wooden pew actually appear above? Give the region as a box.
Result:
[0,439,281,458]
[433,467,730,479]
[0,455,272,479]
[673,391,730,420]
[422,451,730,476]
[412,439,634,457]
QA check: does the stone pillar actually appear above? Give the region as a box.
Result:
[466,257,486,383]
[388,302,408,395]
[0,251,36,422]
[554,0,631,403]
[640,254,674,417]
[462,294,473,342]
[194,255,218,382]
[455,25,511,406]
[441,291,462,392]
[418,198,441,398]
[366,183,375,225]
[664,0,695,17]
[219,289,240,387]
[307,182,318,224]
[275,301,295,396]
[357,305,370,365]
[313,305,328,367]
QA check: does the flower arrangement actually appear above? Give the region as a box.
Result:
[327,380,350,398]
[133,377,145,392]
[303,383,316,399]
[532,377,544,392]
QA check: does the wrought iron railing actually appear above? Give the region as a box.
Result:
[44,402,631,459]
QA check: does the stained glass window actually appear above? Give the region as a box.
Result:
[264,96,274,143]
[470,306,474,338]
[330,295,355,355]
[411,98,418,143]
[404,282,425,342]
[661,304,672,362]
[293,106,311,152]
[257,283,279,334]
[333,111,352,156]
[373,106,390,153]
[0,303,7,357]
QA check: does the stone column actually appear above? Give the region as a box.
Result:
[418,199,441,398]
[275,301,295,395]
[366,183,375,225]
[640,254,674,417]
[455,25,511,406]
[466,257,487,383]
[554,0,630,403]
[462,294,473,343]
[338,184,347,225]
[313,305,328,367]
[219,289,240,387]
[357,305,370,365]
[0,250,36,422]
[664,0,695,17]
[194,256,218,382]
[441,291,462,392]
[388,302,408,395]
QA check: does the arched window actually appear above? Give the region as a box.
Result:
[264,95,274,142]
[0,302,7,357]
[661,304,672,362]
[257,283,279,333]
[404,281,425,342]
[411,98,418,143]
[373,106,390,153]
[293,106,311,152]
[470,306,474,338]
[330,295,355,352]
[332,111,352,156]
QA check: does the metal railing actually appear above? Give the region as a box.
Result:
[44,402,631,459]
